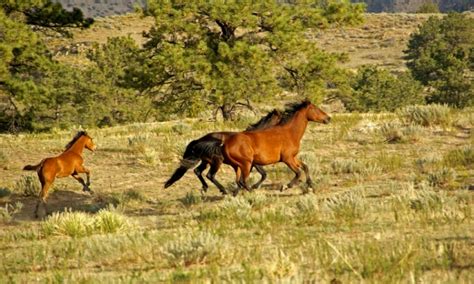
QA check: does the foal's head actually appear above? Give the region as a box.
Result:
[83,133,97,152]
[66,131,97,152]
[306,102,331,124]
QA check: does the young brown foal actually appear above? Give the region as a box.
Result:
[23,131,96,218]
[223,100,331,196]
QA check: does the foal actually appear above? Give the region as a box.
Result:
[23,131,96,218]
[222,100,331,195]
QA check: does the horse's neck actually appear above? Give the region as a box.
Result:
[66,137,86,155]
[284,111,308,142]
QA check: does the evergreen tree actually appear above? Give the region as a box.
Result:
[405,13,473,108]
[139,0,364,120]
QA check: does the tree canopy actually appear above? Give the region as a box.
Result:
[137,0,365,119]
[405,13,473,108]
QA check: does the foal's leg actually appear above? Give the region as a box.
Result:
[194,161,209,193]
[75,165,91,187]
[251,165,267,190]
[72,173,90,192]
[206,158,227,195]
[36,173,53,219]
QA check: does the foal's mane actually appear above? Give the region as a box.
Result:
[65,131,88,150]
[279,100,311,125]
[245,109,281,131]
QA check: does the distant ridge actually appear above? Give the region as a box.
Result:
[53,0,472,18]
[352,0,473,13]
[53,0,146,18]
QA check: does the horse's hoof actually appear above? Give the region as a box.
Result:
[280,185,289,192]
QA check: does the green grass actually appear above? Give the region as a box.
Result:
[0,108,472,282]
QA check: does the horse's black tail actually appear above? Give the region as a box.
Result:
[164,139,223,188]
[23,161,42,171]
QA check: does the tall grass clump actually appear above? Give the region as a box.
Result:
[427,167,457,188]
[128,134,159,166]
[0,202,23,223]
[0,150,8,165]
[14,175,40,197]
[442,147,473,168]
[324,192,365,223]
[162,231,224,267]
[180,191,202,207]
[330,159,381,177]
[42,207,131,238]
[42,210,94,238]
[378,122,424,143]
[397,104,452,127]
[93,206,131,234]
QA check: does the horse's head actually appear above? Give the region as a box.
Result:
[83,133,97,152]
[306,103,331,124]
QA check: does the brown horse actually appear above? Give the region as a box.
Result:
[164,109,282,194]
[23,131,96,218]
[222,100,330,195]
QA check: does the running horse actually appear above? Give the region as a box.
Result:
[23,131,96,218]
[164,109,282,194]
[222,100,330,195]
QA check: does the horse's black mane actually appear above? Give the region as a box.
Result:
[65,131,88,150]
[279,100,311,125]
[245,109,281,131]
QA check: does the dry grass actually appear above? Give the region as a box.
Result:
[0,107,472,282]
[0,12,472,282]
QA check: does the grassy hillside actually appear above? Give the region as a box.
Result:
[0,105,472,282]
[44,13,432,71]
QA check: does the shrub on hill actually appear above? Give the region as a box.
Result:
[347,65,424,112]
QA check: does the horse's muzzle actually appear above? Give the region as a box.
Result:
[323,117,331,124]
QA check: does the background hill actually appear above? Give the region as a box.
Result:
[53,0,473,18]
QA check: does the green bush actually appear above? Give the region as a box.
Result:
[416,3,440,13]
[405,13,473,108]
[348,66,423,112]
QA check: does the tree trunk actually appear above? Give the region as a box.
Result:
[220,103,233,121]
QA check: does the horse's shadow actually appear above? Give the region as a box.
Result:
[0,189,108,221]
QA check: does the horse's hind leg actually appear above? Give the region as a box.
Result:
[194,161,209,193]
[251,165,267,190]
[206,158,227,195]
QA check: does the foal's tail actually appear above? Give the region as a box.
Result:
[23,161,43,171]
[164,139,224,188]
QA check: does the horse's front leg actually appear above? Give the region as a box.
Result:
[282,158,302,191]
[72,173,92,193]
